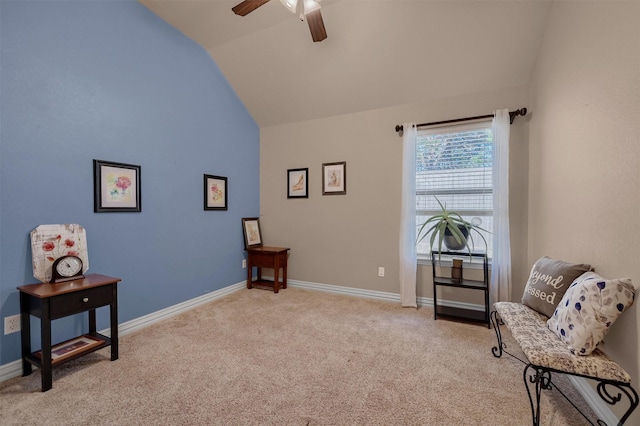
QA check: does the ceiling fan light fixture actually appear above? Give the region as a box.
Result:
[233,0,326,42]
[280,0,298,14]
[303,0,320,14]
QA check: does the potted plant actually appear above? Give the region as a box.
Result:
[417,196,489,257]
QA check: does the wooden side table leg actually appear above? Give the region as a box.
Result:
[273,256,280,293]
[246,261,253,289]
[19,292,32,377]
[282,253,288,289]
[41,302,53,392]
[110,284,119,361]
[89,308,97,334]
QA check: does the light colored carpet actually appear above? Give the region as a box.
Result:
[1,287,595,425]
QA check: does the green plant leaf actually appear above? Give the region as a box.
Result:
[416,222,439,244]
[446,220,466,245]
[417,196,491,257]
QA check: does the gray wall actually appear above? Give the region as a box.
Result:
[260,86,530,304]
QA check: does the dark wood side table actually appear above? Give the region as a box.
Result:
[17,273,121,391]
[246,246,290,293]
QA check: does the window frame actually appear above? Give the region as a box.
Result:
[415,119,494,264]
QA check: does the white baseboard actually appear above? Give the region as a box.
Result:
[0,281,245,383]
[287,279,401,303]
[100,281,245,338]
[567,376,619,425]
[288,279,485,313]
[0,359,22,383]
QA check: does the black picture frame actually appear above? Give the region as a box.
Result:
[287,168,309,199]
[322,161,346,195]
[242,217,263,249]
[204,174,228,211]
[93,159,141,213]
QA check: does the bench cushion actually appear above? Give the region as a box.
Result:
[494,301,631,383]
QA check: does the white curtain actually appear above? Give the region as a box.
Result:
[399,123,417,307]
[491,110,512,305]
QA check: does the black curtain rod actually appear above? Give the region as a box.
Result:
[395,107,527,134]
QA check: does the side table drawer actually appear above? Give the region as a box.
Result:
[50,285,113,319]
[250,252,287,267]
[250,251,273,266]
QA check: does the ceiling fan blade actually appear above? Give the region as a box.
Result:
[305,8,327,42]
[232,0,270,16]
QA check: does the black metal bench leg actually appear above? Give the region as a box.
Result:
[523,364,553,426]
[491,310,504,358]
[596,382,640,425]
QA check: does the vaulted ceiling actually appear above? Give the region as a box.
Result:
[139,0,552,127]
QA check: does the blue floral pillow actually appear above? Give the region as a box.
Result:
[547,272,636,355]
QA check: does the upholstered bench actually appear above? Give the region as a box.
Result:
[491,301,638,425]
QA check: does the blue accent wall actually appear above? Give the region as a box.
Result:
[0,1,259,364]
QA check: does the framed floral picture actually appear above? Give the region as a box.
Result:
[322,161,346,195]
[287,168,308,199]
[242,217,262,249]
[204,174,228,210]
[93,159,141,212]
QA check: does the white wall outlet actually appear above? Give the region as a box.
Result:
[378,267,385,277]
[242,259,247,269]
[4,314,20,335]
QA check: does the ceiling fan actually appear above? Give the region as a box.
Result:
[232,0,328,42]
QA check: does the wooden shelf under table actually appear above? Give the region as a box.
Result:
[29,333,111,366]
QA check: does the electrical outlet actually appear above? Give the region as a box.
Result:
[242,259,247,269]
[4,314,20,335]
[378,267,385,277]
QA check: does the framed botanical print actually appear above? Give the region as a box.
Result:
[93,159,141,212]
[322,161,346,195]
[204,174,228,210]
[242,217,263,249]
[287,168,309,199]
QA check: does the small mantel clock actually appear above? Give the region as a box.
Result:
[50,255,85,283]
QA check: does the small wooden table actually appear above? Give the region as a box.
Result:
[246,246,290,293]
[18,274,121,391]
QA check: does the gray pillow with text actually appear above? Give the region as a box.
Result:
[521,257,592,318]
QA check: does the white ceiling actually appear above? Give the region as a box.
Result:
[139,0,552,127]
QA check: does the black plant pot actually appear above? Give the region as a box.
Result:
[443,224,469,251]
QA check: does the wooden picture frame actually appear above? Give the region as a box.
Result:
[93,159,141,212]
[287,168,309,199]
[322,161,346,195]
[242,217,263,249]
[204,174,228,210]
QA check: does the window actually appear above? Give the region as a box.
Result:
[416,120,494,258]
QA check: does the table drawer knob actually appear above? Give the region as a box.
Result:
[83,297,89,302]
